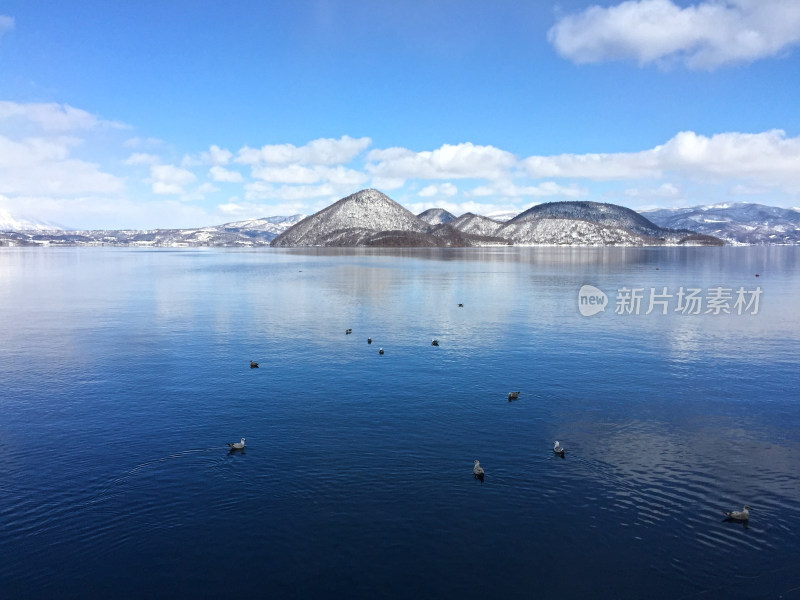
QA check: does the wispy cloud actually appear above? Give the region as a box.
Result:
[236,135,371,166]
[0,15,14,40]
[0,101,128,131]
[548,0,800,69]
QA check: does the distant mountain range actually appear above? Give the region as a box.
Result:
[642,203,800,245]
[2,190,798,247]
[272,189,719,247]
[0,214,305,247]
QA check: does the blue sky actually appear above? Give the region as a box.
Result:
[1,0,799,228]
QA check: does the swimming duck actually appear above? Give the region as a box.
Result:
[508,391,520,400]
[723,505,751,521]
[432,339,439,346]
[250,360,259,368]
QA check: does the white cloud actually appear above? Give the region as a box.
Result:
[0,135,123,196]
[523,150,659,180]
[209,165,243,183]
[0,101,127,131]
[522,130,800,191]
[123,136,163,148]
[468,181,587,199]
[182,144,235,168]
[244,181,356,202]
[419,183,458,197]
[208,145,232,166]
[0,14,14,39]
[124,152,161,166]
[236,135,371,166]
[624,183,681,198]
[252,164,321,184]
[150,164,197,195]
[366,142,517,180]
[548,0,800,69]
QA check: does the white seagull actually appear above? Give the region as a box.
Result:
[473,460,485,478]
[553,441,565,456]
[227,438,246,450]
[723,505,751,521]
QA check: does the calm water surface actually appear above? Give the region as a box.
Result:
[1,246,799,599]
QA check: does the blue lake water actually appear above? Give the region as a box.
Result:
[1,246,799,599]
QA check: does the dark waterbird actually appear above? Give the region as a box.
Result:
[367,337,372,344]
[473,460,485,481]
[379,348,384,355]
[508,391,520,401]
[346,328,352,335]
[431,339,439,346]
[250,360,259,368]
[458,303,464,307]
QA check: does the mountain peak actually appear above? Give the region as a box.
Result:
[272,188,429,247]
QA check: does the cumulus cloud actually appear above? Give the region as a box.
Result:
[0,135,123,196]
[523,150,660,180]
[548,0,800,69]
[522,129,800,191]
[150,164,197,195]
[209,165,243,183]
[0,101,127,131]
[468,181,587,199]
[236,135,371,166]
[366,142,516,181]
[419,183,458,197]
[624,183,681,198]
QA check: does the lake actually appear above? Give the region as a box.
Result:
[1,246,799,599]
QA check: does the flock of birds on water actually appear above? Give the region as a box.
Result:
[240,301,752,526]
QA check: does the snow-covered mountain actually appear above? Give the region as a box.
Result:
[486,210,519,223]
[0,214,306,247]
[449,213,503,237]
[272,189,430,247]
[643,203,800,245]
[417,208,456,226]
[0,208,69,231]
[509,201,677,238]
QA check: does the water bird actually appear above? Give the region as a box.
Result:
[431,339,439,346]
[227,438,246,450]
[367,337,372,344]
[473,460,485,480]
[250,360,259,368]
[723,505,751,521]
[379,348,384,355]
[508,391,520,401]
[458,303,464,307]
[346,328,352,334]
[553,441,565,457]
